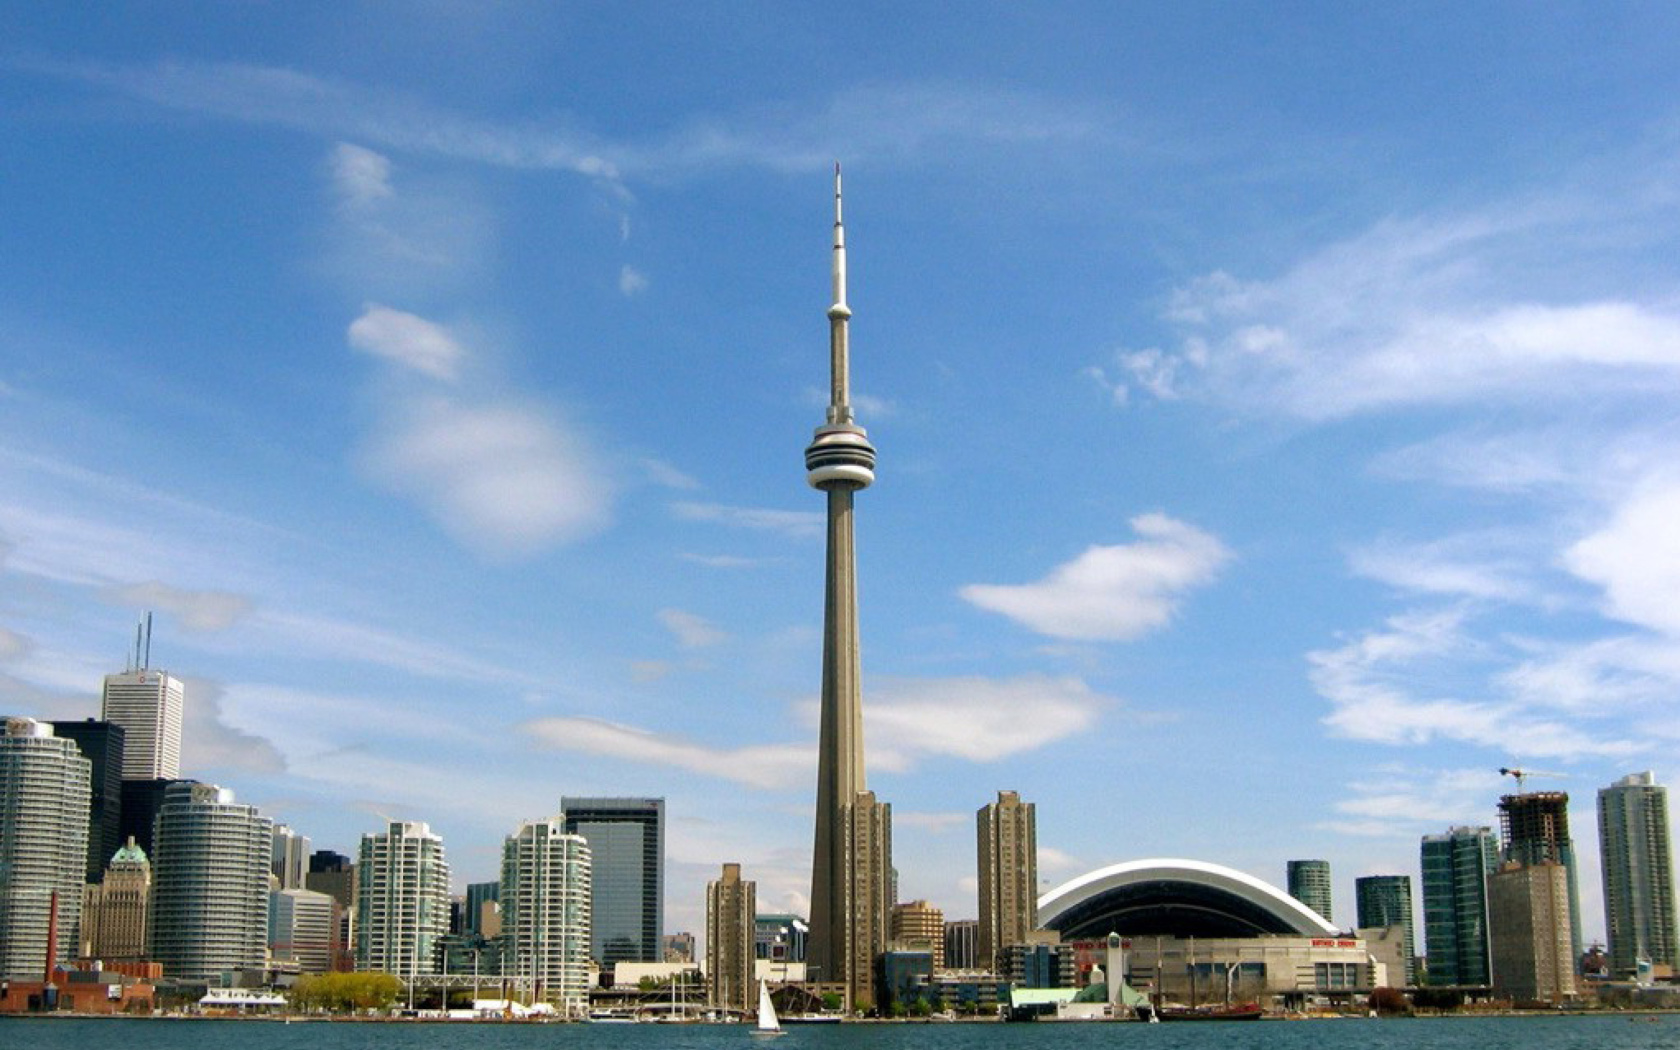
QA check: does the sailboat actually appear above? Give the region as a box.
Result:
[752,979,786,1038]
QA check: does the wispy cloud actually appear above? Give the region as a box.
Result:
[619,265,648,296]
[1318,765,1505,837]
[330,142,393,205]
[1099,204,1680,419]
[672,501,823,539]
[522,716,812,790]
[1565,477,1680,638]
[961,514,1230,641]
[658,608,726,649]
[0,626,30,662]
[1310,606,1645,760]
[679,553,778,570]
[99,580,254,632]
[1349,532,1543,605]
[345,304,613,558]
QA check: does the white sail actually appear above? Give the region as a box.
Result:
[754,979,784,1035]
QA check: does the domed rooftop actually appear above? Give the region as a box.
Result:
[1037,858,1338,939]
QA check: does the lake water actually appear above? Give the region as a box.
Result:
[4,1015,1679,1050]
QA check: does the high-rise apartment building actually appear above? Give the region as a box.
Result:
[706,863,756,1014]
[270,887,337,974]
[977,790,1037,973]
[1287,860,1333,925]
[891,899,946,971]
[272,824,311,890]
[83,837,151,960]
[356,821,451,977]
[149,782,272,980]
[561,797,663,965]
[1421,826,1497,986]
[1498,792,1583,967]
[100,669,184,781]
[1598,771,1677,977]
[1488,860,1576,1002]
[804,170,893,1011]
[1355,874,1416,985]
[47,718,126,884]
[500,818,592,1012]
[0,718,91,981]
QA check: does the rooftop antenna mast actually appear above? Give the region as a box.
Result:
[143,611,153,670]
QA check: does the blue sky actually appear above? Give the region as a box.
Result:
[5,4,1680,946]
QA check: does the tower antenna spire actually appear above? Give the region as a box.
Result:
[828,162,852,424]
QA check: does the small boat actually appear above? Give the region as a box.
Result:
[752,979,787,1037]
[1158,1003,1263,1021]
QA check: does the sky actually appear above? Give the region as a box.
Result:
[4,3,1680,950]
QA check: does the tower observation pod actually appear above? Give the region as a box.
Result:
[805,165,877,491]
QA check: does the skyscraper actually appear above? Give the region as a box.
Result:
[84,837,150,961]
[465,880,500,938]
[561,797,663,965]
[1355,875,1416,985]
[101,669,184,781]
[806,167,893,1010]
[1598,771,1677,977]
[706,863,756,1014]
[1498,791,1583,968]
[47,719,126,884]
[1488,860,1576,1002]
[1287,859,1333,924]
[356,821,451,977]
[270,887,337,974]
[500,818,592,1012]
[149,781,272,980]
[977,790,1037,973]
[0,718,91,981]
[272,823,311,890]
[1421,826,1497,986]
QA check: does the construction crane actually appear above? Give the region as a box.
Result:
[1498,767,1568,792]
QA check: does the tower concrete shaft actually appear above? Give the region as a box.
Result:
[806,166,887,1009]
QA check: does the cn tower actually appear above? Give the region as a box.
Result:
[805,166,891,1008]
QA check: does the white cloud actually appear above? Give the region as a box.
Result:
[348,304,465,381]
[673,501,823,539]
[961,514,1230,641]
[1320,765,1506,838]
[619,264,648,296]
[658,608,726,649]
[522,716,812,790]
[179,676,287,775]
[330,142,393,205]
[100,580,254,632]
[363,395,612,557]
[1565,479,1680,638]
[867,675,1106,764]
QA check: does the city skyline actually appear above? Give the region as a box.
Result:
[5,6,1680,943]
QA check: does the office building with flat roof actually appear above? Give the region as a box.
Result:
[1421,826,1497,987]
[562,796,663,965]
[47,718,125,884]
[101,669,183,781]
